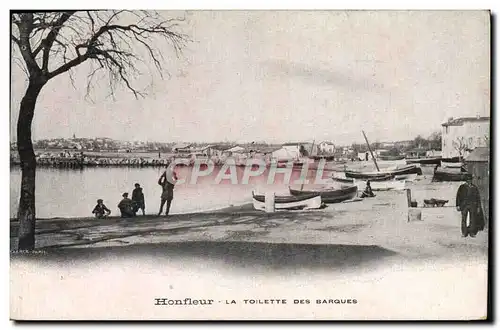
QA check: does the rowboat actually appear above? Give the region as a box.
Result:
[406,157,442,165]
[441,161,463,169]
[289,185,358,203]
[441,156,461,163]
[378,155,405,161]
[252,192,322,211]
[353,179,406,191]
[344,164,422,179]
[432,169,472,182]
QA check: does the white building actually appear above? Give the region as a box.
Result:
[318,141,335,154]
[441,116,490,159]
[272,143,301,161]
[225,145,246,154]
[173,143,192,154]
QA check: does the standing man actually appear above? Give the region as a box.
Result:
[158,168,177,216]
[456,177,485,238]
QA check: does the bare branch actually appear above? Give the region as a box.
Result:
[48,52,89,78]
[11,35,20,45]
[14,10,190,99]
[14,13,41,75]
[40,11,76,72]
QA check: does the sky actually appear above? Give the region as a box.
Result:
[10,10,490,145]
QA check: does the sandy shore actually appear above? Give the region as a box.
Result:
[10,188,488,262]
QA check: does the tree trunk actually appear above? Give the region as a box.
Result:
[17,79,44,251]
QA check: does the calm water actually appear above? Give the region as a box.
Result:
[10,166,334,219]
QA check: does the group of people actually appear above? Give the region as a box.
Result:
[91,169,178,218]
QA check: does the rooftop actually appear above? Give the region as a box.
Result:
[442,116,490,127]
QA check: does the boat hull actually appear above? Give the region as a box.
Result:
[406,157,442,165]
[441,161,463,169]
[345,165,422,179]
[289,185,358,203]
[432,170,472,182]
[378,155,405,161]
[252,194,322,211]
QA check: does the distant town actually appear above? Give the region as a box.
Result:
[11,134,441,158]
[9,116,490,168]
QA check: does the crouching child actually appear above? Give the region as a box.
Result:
[92,199,111,218]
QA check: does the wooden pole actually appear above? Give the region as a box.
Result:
[362,130,380,172]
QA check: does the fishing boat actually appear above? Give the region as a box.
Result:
[332,176,357,184]
[289,185,358,203]
[353,178,406,191]
[432,168,472,182]
[344,164,422,179]
[406,157,442,165]
[252,192,322,211]
[378,155,405,161]
[441,161,463,169]
[441,156,461,163]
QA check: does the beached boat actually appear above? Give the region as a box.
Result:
[252,192,322,211]
[344,164,422,179]
[289,185,358,203]
[441,156,461,163]
[441,161,463,169]
[378,155,405,161]
[406,157,442,165]
[353,179,406,191]
[332,177,357,184]
[432,169,472,182]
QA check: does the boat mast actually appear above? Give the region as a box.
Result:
[362,130,380,172]
[300,140,315,191]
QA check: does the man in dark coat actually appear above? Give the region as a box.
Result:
[132,183,146,215]
[456,178,485,237]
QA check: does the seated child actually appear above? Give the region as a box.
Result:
[360,181,376,198]
[118,192,136,218]
[92,199,111,218]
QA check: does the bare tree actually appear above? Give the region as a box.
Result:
[11,11,189,250]
[452,137,471,160]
